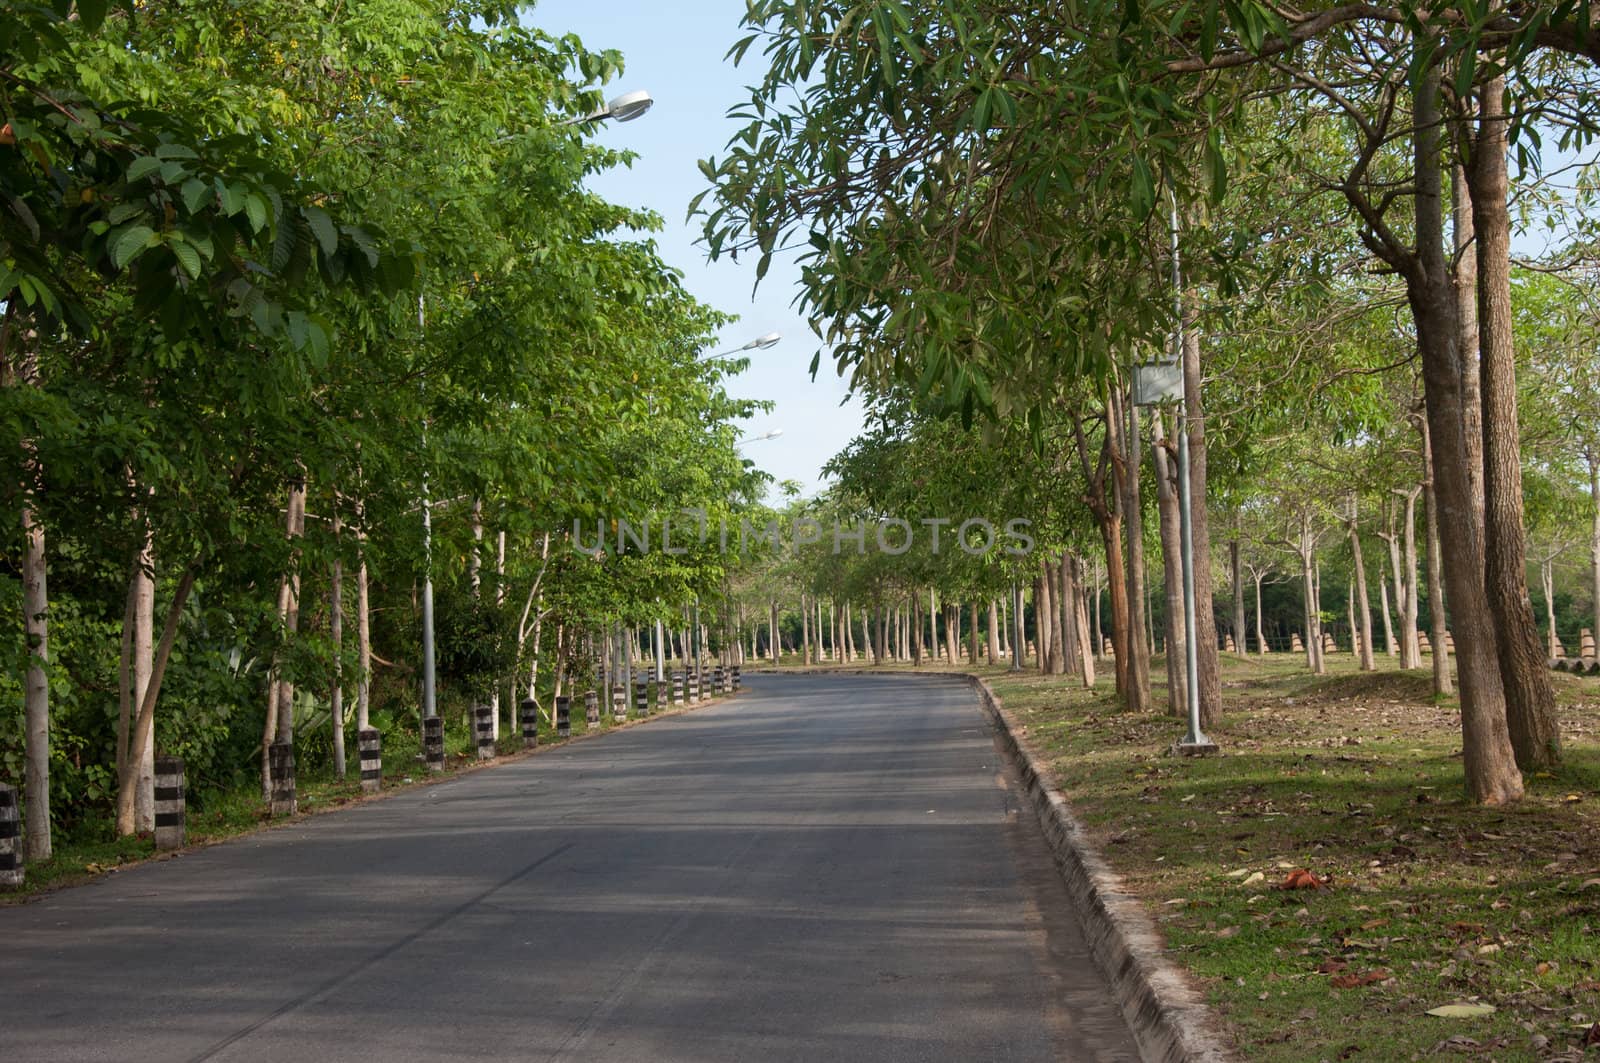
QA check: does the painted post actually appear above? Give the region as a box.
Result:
[671,671,684,705]
[713,666,725,694]
[520,698,539,750]
[269,741,297,817]
[634,679,649,717]
[154,755,185,851]
[611,684,627,722]
[584,690,600,728]
[555,695,571,738]
[0,783,22,888]
[474,704,495,760]
[688,669,700,703]
[423,715,445,773]
[358,728,382,794]
[731,665,741,692]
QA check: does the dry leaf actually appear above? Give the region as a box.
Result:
[1426,1004,1497,1018]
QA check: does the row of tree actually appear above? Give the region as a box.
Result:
[0,2,768,864]
[701,0,1600,803]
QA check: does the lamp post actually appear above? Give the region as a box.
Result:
[735,429,783,446]
[1133,204,1216,755]
[417,90,653,722]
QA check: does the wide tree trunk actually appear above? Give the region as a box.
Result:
[1058,553,1081,678]
[1071,556,1097,687]
[1110,386,1153,709]
[1379,573,1397,658]
[5,317,51,860]
[1153,412,1187,716]
[987,601,1001,662]
[1469,76,1561,771]
[1407,68,1521,802]
[1047,563,1067,675]
[1300,543,1323,675]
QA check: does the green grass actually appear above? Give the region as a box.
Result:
[2,686,725,904]
[988,655,1600,1062]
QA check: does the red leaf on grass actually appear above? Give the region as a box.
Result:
[1330,969,1391,989]
[1278,868,1331,890]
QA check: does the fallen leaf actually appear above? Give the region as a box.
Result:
[1242,871,1266,887]
[1330,969,1391,989]
[1278,868,1331,890]
[1426,1004,1497,1018]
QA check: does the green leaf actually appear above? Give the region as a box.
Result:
[109,224,156,269]
[125,156,164,183]
[302,205,337,256]
[168,237,202,280]
[243,193,268,234]
[180,178,212,213]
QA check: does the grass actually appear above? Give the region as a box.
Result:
[765,650,1600,1060]
[3,685,729,904]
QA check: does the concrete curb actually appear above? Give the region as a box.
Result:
[746,666,1233,1063]
[973,675,1233,1063]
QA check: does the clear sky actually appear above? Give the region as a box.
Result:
[526,0,865,498]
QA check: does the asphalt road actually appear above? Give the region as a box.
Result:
[0,672,1140,1062]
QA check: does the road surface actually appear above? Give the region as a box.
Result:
[0,672,1140,1062]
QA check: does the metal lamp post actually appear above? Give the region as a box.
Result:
[1131,204,1216,755]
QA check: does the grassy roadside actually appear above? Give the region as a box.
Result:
[762,652,1600,1060]
[4,688,733,904]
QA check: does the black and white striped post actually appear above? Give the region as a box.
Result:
[154,755,185,851]
[712,666,725,695]
[269,740,297,817]
[520,698,539,750]
[731,665,741,692]
[634,679,649,717]
[555,695,571,737]
[0,783,21,888]
[687,669,700,703]
[671,671,684,705]
[358,728,382,794]
[474,704,495,760]
[584,690,600,728]
[611,684,627,722]
[423,716,445,773]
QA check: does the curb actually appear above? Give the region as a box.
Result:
[746,666,1233,1063]
[969,675,1232,1063]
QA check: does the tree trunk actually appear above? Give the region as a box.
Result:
[1409,67,1521,802]
[276,478,307,747]
[1469,75,1561,771]
[356,497,372,730]
[1253,572,1267,657]
[1380,572,1397,658]
[1012,583,1026,671]
[1111,385,1153,710]
[5,318,51,860]
[117,568,198,835]
[1072,556,1097,687]
[1035,568,1053,674]
[1300,542,1323,675]
[770,600,779,663]
[1542,558,1559,660]
[801,592,812,665]
[1047,563,1066,675]
[126,508,155,835]
[987,601,1001,663]
[1230,535,1247,656]
[1347,502,1376,671]
[1153,412,1187,715]
[1058,553,1081,678]
[1591,453,1600,651]
[331,511,346,779]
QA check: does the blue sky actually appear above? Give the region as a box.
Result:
[527,0,865,498]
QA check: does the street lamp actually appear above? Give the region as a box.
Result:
[703,332,782,362]
[736,429,783,446]
[566,89,655,126]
